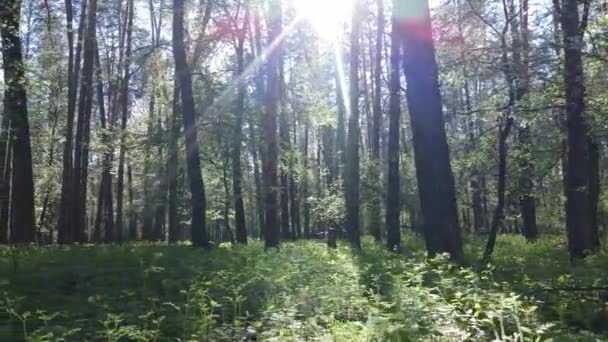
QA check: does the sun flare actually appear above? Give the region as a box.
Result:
[293,0,353,40]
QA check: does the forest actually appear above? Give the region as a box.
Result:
[1,0,608,340]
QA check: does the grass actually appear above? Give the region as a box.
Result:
[0,234,606,341]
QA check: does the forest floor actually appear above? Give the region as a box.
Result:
[0,234,607,341]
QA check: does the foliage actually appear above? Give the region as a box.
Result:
[0,235,606,341]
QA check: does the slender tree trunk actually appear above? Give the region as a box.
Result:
[0,120,12,244]
[484,118,514,258]
[368,0,385,243]
[279,59,291,240]
[386,15,402,251]
[554,0,595,258]
[398,0,462,259]
[168,81,180,243]
[344,0,363,249]
[127,164,137,240]
[0,0,35,244]
[94,46,115,243]
[58,0,85,244]
[515,0,538,241]
[335,72,347,178]
[233,32,248,244]
[302,123,311,238]
[115,0,134,243]
[589,139,600,246]
[72,0,97,243]
[262,0,281,248]
[154,125,168,242]
[173,0,208,248]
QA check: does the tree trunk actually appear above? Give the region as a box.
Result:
[0,0,35,244]
[515,0,538,241]
[484,118,514,258]
[127,164,137,240]
[58,0,86,244]
[554,0,595,258]
[262,0,281,248]
[173,0,208,248]
[589,138,600,247]
[0,119,11,244]
[398,0,462,259]
[233,34,248,244]
[344,0,363,249]
[115,0,134,243]
[94,45,115,243]
[153,122,167,242]
[168,81,181,243]
[72,0,97,243]
[386,15,402,251]
[302,124,311,239]
[279,56,291,240]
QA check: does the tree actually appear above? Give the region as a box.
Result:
[263,0,281,248]
[344,0,363,249]
[397,0,462,259]
[385,9,402,251]
[172,0,209,248]
[553,0,596,258]
[368,0,384,242]
[72,0,98,242]
[115,0,135,243]
[0,0,35,244]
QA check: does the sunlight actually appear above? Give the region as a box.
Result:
[293,0,353,40]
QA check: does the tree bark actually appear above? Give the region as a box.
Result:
[72,0,97,243]
[233,19,248,244]
[115,0,134,243]
[168,81,180,243]
[386,15,402,251]
[93,45,115,243]
[0,0,35,244]
[398,0,462,259]
[554,0,595,258]
[262,0,281,248]
[344,0,363,249]
[173,0,208,248]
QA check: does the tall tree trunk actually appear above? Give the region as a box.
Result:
[0,120,12,244]
[344,0,363,249]
[154,122,168,242]
[127,164,137,240]
[251,9,265,237]
[386,14,402,251]
[398,0,462,259]
[58,0,85,244]
[367,0,385,243]
[115,0,134,243]
[515,0,538,241]
[279,50,291,240]
[233,30,248,244]
[302,123,311,238]
[262,0,281,248]
[72,0,97,243]
[554,0,595,258]
[589,138,600,247]
[335,72,347,178]
[168,82,181,243]
[94,46,115,243]
[484,118,514,258]
[173,0,208,248]
[0,0,35,244]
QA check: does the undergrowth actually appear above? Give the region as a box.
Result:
[0,235,605,341]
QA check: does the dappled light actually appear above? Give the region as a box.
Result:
[1,0,608,339]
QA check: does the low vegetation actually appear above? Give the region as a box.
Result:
[1,235,606,341]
